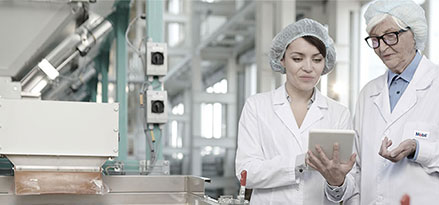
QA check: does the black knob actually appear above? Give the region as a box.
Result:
[151,52,164,65]
[151,100,165,113]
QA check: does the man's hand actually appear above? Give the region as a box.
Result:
[379,137,416,163]
[306,143,356,186]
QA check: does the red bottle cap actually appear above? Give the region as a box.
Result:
[240,170,247,186]
[400,194,410,205]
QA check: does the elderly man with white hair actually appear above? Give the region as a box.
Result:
[323,0,439,204]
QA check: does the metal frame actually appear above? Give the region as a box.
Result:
[145,0,165,161]
[0,175,218,205]
[114,0,130,162]
[147,0,164,43]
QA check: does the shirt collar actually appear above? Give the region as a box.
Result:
[387,51,422,86]
[285,85,316,110]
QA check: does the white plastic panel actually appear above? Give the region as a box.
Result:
[146,90,168,124]
[146,42,168,76]
[0,77,21,99]
[0,99,118,157]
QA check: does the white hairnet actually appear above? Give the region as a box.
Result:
[269,18,336,75]
[364,0,428,51]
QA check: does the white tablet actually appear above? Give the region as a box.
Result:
[308,129,355,162]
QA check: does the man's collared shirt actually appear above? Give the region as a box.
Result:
[387,51,422,112]
[387,51,422,161]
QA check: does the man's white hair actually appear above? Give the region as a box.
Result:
[364,0,428,51]
[366,14,409,34]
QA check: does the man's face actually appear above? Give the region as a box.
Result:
[369,16,416,74]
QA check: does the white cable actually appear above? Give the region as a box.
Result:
[125,16,143,57]
[125,16,148,81]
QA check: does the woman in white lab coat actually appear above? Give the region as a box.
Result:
[342,0,439,204]
[235,18,357,205]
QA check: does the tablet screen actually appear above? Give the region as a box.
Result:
[308,129,355,162]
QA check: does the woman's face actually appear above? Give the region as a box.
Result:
[281,37,325,92]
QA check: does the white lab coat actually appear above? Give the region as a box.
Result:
[235,85,352,205]
[352,56,439,204]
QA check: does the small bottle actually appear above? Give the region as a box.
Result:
[237,170,247,202]
[400,194,410,205]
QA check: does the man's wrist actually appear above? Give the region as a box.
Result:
[407,139,417,159]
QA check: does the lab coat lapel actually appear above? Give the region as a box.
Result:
[272,85,304,151]
[299,90,325,132]
[389,56,435,125]
[389,85,417,124]
[372,74,391,124]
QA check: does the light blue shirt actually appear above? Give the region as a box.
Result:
[387,51,422,160]
[387,51,422,112]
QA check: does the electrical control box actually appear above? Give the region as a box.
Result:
[146,90,168,124]
[146,42,167,76]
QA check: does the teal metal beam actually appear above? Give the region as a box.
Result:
[100,53,109,103]
[94,51,109,103]
[151,78,163,160]
[0,157,13,176]
[145,0,165,161]
[114,0,130,161]
[87,75,97,102]
[96,32,113,103]
[97,33,113,103]
[146,0,164,42]
[153,124,163,160]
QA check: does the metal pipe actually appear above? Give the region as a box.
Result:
[70,66,97,91]
[77,15,113,56]
[21,14,112,95]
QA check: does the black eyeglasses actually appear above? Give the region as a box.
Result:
[365,27,411,49]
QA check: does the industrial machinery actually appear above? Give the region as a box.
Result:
[0,0,215,204]
[0,0,247,204]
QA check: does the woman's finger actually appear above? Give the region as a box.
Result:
[315,145,330,165]
[332,143,340,163]
[307,150,325,169]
